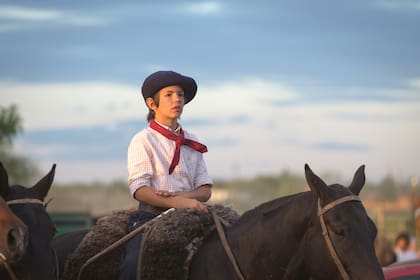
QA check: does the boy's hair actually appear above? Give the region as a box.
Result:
[395,232,410,249]
[147,93,160,122]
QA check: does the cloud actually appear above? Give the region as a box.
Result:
[16,124,129,161]
[293,83,420,104]
[3,77,420,182]
[207,137,237,147]
[0,5,61,21]
[311,141,370,152]
[0,5,107,32]
[375,0,420,11]
[0,80,141,130]
[409,77,420,88]
[3,77,419,142]
[184,2,223,15]
[187,78,299,120]
[14,114,244,162]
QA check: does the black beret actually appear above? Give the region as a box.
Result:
[141,71,197,104]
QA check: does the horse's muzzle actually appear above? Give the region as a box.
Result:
[6,226,28,263]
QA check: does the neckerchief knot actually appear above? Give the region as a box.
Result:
[149,120,207,174]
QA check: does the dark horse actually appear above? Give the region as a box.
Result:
[0,162,57,280]
[54,164,384,279]
[0,191,27,264]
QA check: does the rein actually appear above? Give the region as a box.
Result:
[0,253,17,280]
[210,209,246,280]
[317,194,361,280]
[2,198,60,280]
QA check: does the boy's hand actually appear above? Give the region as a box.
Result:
[173,196,208,212]
[152,188,209,212]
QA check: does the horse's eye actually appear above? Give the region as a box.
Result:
[333,228,345,236]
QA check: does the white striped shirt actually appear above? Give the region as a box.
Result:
[127,123,213,196]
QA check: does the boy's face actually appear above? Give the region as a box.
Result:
[396,238,409,250]
[149,85,185,124]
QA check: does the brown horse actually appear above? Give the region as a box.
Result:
[0,195,27,264]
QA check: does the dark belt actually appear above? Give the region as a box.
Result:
[138,203,168,215]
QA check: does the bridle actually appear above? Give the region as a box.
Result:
[0,198,59,280]
[317,194,361,280]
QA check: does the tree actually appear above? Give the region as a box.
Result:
[0,104,22,145]
[378,175,398,202]
[0,104,38,184]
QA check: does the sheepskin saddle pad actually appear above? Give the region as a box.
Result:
[62,205,240,280]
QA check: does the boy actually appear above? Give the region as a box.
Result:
[119,70,213,279]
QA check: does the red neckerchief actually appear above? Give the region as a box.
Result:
[149,120,208,174]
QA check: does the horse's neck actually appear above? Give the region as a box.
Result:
[227,192,317,277]
[231,191,316,234]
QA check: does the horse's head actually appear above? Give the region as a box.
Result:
[0,163,57,280]
[0,163,28,264]
[302,164,384,280]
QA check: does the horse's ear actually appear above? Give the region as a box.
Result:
[304,164,327,198]
[0,162,10,198]
[32,164,56,200]
[348,165,365,195]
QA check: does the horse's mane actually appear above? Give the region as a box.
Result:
[237,191,313,224]
[237,183,354,226]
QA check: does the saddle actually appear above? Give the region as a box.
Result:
[62,205,239,280]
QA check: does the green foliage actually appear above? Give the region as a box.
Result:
[0,104,38,184]
[0,104,22,145]
[377,175,399,201]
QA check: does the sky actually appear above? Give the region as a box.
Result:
[1,0,419,184]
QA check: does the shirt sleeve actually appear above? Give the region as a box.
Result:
[193,153,213,188]
[183,130,213,189]
[127,133,153,196]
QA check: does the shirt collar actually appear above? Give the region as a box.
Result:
[154,120,181,134]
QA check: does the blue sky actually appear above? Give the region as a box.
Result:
[1,1,419,184]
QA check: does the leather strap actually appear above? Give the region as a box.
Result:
[318,195,360,216]
[7,198,44,206]
[0,245,18,280]
[318,195,360,280]
[210,210,246,280]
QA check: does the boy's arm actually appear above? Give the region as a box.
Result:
[173,184,212,202]
[134,185,209,212]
